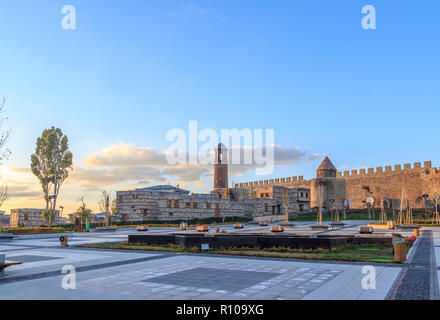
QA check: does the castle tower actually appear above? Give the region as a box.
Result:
[212,143,229,198]
[310,157,346,211]
[317,156,337,178]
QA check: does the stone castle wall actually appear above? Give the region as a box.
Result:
[234,175,310,190]
[340,161,439,208]
[234,161,440,209]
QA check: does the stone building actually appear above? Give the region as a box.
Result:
[116,185,280,222]
[116,143,312,221]
[234,157,440,210]
[10,208,65,227]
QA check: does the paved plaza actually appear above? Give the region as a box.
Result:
[0,222,439,300]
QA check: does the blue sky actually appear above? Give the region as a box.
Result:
[0,0,439,213]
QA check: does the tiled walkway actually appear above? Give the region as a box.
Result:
[1,224,438,300]
[387,229,439,300]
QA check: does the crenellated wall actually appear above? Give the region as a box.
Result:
[341,161,440,208]
[234,161,440,209]
[234,176,310,189]
[336,161,433,178]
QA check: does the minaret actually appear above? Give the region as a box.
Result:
[214,143,228,190]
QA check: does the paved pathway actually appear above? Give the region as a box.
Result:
[1,224,439,300]
[387,229,439,300]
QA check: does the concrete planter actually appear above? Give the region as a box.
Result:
[310,225,329,231]
[0,233,13,241]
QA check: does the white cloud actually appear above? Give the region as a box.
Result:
[1,142,322,214]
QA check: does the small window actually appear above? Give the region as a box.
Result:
[142,209,148,217]
[169,212,174,217]
[301,192,304,197]
[167,200,172,208]
[206,202,211,209]
[266,193,270,198]
[193,203,198,209]
[118,196,124,203]
[260,193,265,198]
[186,202,191,209]
[174,200,179,208]
[24,213,29,221]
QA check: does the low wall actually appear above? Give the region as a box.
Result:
[0,234,13,241]
[253,215,285,222]
[129,233,349,250]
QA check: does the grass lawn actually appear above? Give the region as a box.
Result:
[292,210,429,222]
[81,241,411,264]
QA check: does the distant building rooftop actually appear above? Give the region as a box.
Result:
[135,185,190,194]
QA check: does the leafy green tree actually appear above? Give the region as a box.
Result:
[31,127,73,226]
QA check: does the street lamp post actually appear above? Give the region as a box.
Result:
[329,199,335,230]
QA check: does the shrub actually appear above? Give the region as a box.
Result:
[407,236,417,244]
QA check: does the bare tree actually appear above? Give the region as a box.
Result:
[398,183,407,225]
[0,185,7,209]
[98,191,111,214]
[0,97,11,211]
[0,97,11,159]
[373,186,388,223]
[98,190,111,226]
[316,181,325,224]
[432,192,440,224]
[76,196,92,222]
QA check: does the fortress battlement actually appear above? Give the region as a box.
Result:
[234,161,438,189]
[234,175,308,189]
[232,158,439,210]
[336,161,434,177]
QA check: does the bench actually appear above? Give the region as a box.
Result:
[234,223,244,229]
[0,261,22,272]
[360,226,374,234]
[0,253,22,276]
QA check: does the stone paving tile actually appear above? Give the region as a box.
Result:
[0,231,410,300]
[73,257,343,300]
[387,230,439,300]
